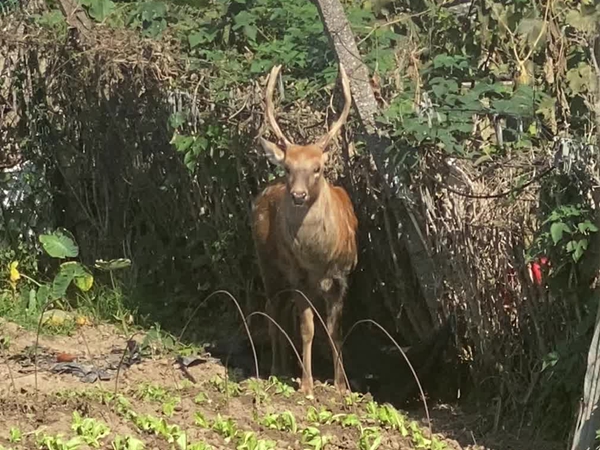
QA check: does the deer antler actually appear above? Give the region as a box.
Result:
[264,65,294,148]
[317,64,352,149]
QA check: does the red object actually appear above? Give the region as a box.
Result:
[530,257,549,285]
[56,352,76,363]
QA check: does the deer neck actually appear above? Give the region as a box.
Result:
[280,181,337,261]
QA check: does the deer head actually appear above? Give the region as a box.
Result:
[259,64,352,207]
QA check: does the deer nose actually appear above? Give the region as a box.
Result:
[291,191,307,205]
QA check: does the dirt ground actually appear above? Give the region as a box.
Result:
[0,319,562,450]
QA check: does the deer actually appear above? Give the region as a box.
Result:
[251,64,358,396]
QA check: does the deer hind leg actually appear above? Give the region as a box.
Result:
[266,296,291,376]
[294,293,314,396]
[322,277,348,394]
[265,298,280,375]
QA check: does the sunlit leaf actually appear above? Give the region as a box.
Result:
[52,262,89,299]
[74,271,94,292]
[39,229,79,259]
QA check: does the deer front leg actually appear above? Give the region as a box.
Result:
[295,295,314,396]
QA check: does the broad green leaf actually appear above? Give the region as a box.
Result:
[566,9,598,34]
[39,229,79,259]
[243,24,257,41]
[171,134,194,153]
[144,18,167,37]
[52,262,88,299]
[80,0,114,22]
[37,284,50,306]
[550,222,570,244]
[94,258,132,271]
[233,10,256,29]
[74,271,94,292]
[578,221,599,234]
[188,31,206,49]
[138,1,166,22]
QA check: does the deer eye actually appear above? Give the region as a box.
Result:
[314,166,321,174]
[284,167,291,174]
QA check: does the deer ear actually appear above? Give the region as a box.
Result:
[259,137,286,166]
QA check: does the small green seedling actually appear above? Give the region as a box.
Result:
[136,383,168,402]
[301,427,331,450]
[340,414,361,428]
[133,413,186,448]
[36,433,84,450]
[208,375,242,397]
[112,435,146,450]
[358,426,382,450]
[266,376,294,398]
[307,406,344,425]
[8,427,22,443]
[71,411,110,447]
[236,431,276,450]
[211,414,238,442]
[344,392,364,406]
[194,391,210,405]
[245,379,269,403]
[162,396,181,417]
[194,412,209,428]
[188,442,213,450]
[261,411,297,433]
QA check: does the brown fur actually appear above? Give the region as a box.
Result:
[252,144,358,395]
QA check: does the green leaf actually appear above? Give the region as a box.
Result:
[188,31,206,49]
[578,221,599,234]
[138,1,166,22]
[37,284,50,306]
[550,222,570,244]
[28,288,37,312]
[74,270,94,292]
[94,258,132,271]
[565,9,598,34]
[243,24,257,41]
[171,134,194,153]
[80,0,115,22]
[572,239,588,262]
[52,262,89,299]
[541,351,559,372]
[233,10,256,29]
[184,151,196,171]
[39,229,79,259]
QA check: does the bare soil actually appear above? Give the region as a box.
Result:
[0,319,562,450]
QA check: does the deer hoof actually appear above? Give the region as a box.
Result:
[300,380,314,397]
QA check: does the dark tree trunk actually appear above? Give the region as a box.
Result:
[312,0,441,336]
